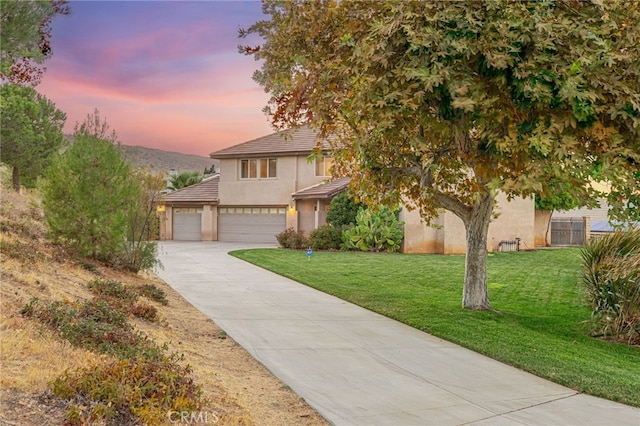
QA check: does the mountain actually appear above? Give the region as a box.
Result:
[119,145,220,175]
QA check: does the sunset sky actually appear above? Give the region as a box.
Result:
[37,0,274,156]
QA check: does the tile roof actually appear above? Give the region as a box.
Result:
[162,175,219,203]
[210,125,330,159]
[292,177,351,200]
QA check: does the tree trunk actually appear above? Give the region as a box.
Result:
[12,165,20,192]
[545,210,553,246]
[462,194,494,310]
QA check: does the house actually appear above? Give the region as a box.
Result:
[158,127,536,254]
[159,127,345,243]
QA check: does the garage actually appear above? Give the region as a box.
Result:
[159,176,219,242]
[218,207,286,243]
[173,208,202,241]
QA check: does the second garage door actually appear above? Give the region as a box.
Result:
[218,207,286,243]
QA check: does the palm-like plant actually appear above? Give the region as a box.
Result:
[581,229,640,344]
[167,171,202,191]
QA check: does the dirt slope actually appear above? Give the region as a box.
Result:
[0,188,327,425]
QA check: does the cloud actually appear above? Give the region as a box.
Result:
[38,1,275,156]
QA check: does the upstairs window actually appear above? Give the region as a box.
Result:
[315,156,334,177]
[240,158,276,179]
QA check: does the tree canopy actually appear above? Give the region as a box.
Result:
[41,110,161,271]
[242,0,640,309]
[0,83,66,190]
[0,0,70,85]
[42,125,134,259]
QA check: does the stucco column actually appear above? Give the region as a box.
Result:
[164,206,173,240]
[584,216,591,243]
[202,205,213,241]
[314,200,321,229]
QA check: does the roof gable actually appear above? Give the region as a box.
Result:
[210,126,330,159]
[162,175,219,203]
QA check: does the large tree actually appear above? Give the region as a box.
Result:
[0,83,67,191]
[0,0,70,85]
[41,110,161,271]
[41,110,137,260]
[242,0,640,309]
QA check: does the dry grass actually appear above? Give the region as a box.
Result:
[0,317,99,391]
[0,186,327,425]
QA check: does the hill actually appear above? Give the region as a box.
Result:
[0,185,326,425]
[119,145,220,174]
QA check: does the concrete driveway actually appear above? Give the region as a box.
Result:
[156,241,640,426]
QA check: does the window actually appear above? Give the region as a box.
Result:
[240,158,276,179]
[315,156,334,177]
[219,207,286,215]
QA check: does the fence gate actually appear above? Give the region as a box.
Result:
[550,218,586,246]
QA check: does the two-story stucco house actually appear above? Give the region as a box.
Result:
[159,126,347,243]
[158,126,535,254]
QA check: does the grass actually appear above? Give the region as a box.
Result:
[231,248,640,407]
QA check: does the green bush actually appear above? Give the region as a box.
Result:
[326,191,363,229]
[308,225,343,250]
[115,240,162,273]
[136,283,169,306]
[342,207,405,252]
[581,230,640,344]
[87,279,138,304]
[276,227,308,249]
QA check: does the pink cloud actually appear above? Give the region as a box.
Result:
[37,1,274,157]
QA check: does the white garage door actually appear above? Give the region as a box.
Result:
[173,208,202,241]
[218,207,286,243]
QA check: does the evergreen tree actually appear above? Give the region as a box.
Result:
[0,84,66,191]
[41,132,136,259]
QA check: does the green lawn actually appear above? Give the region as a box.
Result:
[230,248,640,407]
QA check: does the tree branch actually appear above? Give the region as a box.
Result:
[419,168,471,221]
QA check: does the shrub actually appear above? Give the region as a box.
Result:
[276,227,308,249]
[21,297,165,360]
[115,240,162,273]
[581,230,640,344]
[130,301,159,322]
[136,283,169,306]
[308,225,343,250]
[326,191,363,229]
[87,279,138,304]
[342,206,405,252]
[52,356,204,425]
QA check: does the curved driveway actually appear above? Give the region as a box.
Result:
[156,242,640,426]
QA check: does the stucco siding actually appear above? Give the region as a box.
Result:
[534,210,552,247]
[218,156,328,206]
[401,194,535,255]
[400,208,445,254]
[297,200,316,235]
[488,194,535,252]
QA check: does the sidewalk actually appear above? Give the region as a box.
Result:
[156,242,640,426]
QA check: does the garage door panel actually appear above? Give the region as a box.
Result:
[218,208,285,243]
[173,211,201,241]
